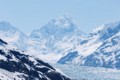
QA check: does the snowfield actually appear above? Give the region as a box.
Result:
[52,64,120,80]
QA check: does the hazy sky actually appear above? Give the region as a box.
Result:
[0,0,120,34]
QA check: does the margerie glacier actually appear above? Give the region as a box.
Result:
[0,15,120,71]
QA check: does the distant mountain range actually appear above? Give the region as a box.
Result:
[0,15,86,63]
[0,15,120,70]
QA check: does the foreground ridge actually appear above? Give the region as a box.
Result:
[0,39,71,80]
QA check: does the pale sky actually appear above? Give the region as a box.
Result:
[0,0,120,34]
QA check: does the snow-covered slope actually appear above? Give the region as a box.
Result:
[76,22,120,57]
[28,15,86,63]
[90,22,120,40]
[83,31,120,69]
[58,21,120,69]
[0,22,28,51]
[0,39,71,80]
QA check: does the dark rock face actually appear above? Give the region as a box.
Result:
[46,71,70,80]
[100,23,120,40]
[58,51,78,64]
[0,39,71,80]
[0,39,7,45]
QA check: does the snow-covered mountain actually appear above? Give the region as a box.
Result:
[0,39,71,80]
[58,21,120,69]
[0,15,86,63]
[90,22,120,40]
[0,21,28,51]
[28,15,86,63]
[83,31,120,69]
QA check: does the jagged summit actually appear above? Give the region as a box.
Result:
[92,21,120,32]
[0,21,26,35]
[30,15,85,39]
[0,21,18,32]
[52,14,73,28]
[90,22,120,40]
[0,21,28,51]
[28,15,86,62]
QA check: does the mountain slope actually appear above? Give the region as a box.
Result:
[0,39,71,80]
[83,31,120,69]
[90,22,120,40]
[0,21,28,51]
[28,15,86,63]
[58,21,120,69]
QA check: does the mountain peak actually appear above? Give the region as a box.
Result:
[90,21,120,40]
[30,14,84,39]
[93,21,120,32]
[55,14,72,22]
[0,21,11,26]
[0,21,17,32]
[49,14,74,29]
